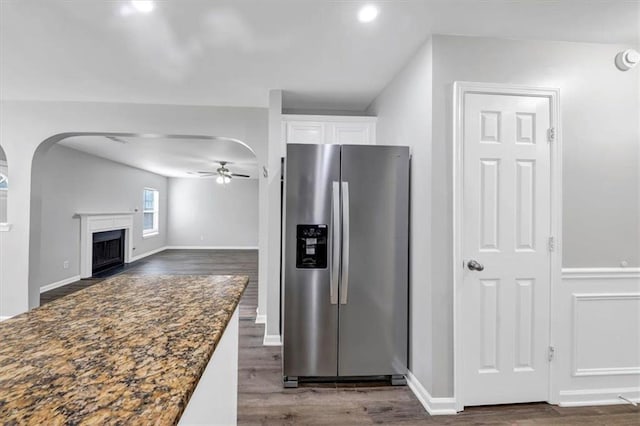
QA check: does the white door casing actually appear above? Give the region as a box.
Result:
[453,83,561,409]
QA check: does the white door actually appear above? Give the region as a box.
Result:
[461,93,552,406]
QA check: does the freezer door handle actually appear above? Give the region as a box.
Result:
[330,181,340,304]
[340,181,350,305]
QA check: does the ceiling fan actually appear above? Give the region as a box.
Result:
[188,161,251,184]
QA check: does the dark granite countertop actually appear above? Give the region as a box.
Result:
[0,274,248,425]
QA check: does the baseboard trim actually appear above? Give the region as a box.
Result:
[406,371,458,415]
[263,333,282,346]
[40,275,82,293]
[40,247,166,294]
[0,315,14,322]
[558,387,640,407]
[165,246,259,250]
[255,309,266,324]
[131,246,167,262]
[562,267,640,280]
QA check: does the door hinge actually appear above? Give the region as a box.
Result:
[548,346,555,362]
[547,127,555,143]
[548,236,555,252]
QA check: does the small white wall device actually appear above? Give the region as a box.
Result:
[615,49,640,71]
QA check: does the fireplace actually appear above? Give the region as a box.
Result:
[92,229,125,275]
[76,213,134,278]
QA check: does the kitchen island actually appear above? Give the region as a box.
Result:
[0,274,248,425]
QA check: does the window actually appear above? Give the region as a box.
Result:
[0,147,7,225]
[143,188,159,237]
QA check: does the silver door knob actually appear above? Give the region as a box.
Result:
[467,260,484,271]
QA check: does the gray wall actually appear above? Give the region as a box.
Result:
[0,100,267,315]
[367,39,435,393]
[432,35,640,270]
[167,177,259,248]
[368,34,640,397]
[429,35,639,396]
[31,144,168,289]
[0,149,6,223]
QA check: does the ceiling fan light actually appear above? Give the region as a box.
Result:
[216,175,225,184]
[131,0,155,13]
[224,176,231,184]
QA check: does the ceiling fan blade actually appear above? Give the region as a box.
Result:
[231,173,251,178]
[188,171,217,176]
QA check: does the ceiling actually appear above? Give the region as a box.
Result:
[58,135,258,179]
[1,0,638,111]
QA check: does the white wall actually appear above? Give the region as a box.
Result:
[430,35,639,397]
[367,38,434,393]
[0,100,268,315]
[30,145,167,290]
[431,35,639,270]
[369,35,640,398]
[264,90,283,341]
[0,155,7,224]
[167,178,258,248]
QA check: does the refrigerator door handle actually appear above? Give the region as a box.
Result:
[340,181,350,305]
[330,181,340,304]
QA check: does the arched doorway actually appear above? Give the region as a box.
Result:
[29,132,258,307]
[0,145,8,225]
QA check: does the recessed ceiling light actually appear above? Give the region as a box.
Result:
[358,5,379,23]
[131,0,155,14]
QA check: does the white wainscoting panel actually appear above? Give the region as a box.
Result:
[554,268,640,407]
[572,293,640,377]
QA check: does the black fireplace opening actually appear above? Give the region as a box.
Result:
[92,230,125,276]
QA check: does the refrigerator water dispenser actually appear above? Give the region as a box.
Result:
[296,224,328,269]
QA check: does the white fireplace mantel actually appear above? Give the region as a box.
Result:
[76,212,134,278]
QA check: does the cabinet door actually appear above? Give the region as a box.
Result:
[285,121,325,144]
[333,123,375,145]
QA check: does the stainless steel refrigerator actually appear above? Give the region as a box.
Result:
[282,143,409,387]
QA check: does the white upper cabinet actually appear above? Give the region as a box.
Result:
[283,115,376,145]
[285,120,325,144]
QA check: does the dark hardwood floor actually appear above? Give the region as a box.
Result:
[41,249,639,425]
